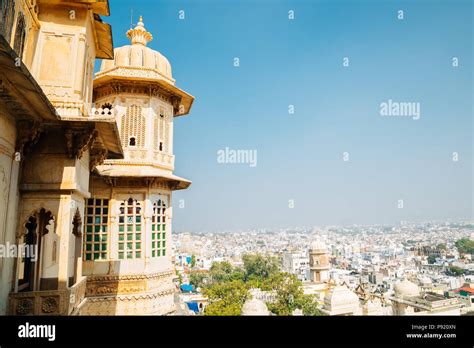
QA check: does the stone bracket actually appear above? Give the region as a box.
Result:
[65,128,99,159]
[15,120,43,158]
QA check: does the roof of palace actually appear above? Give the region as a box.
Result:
[98,16,174,84]
[94,17,194,116]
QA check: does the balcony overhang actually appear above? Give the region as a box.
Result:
[93,74,195,117]
[94,164,191,190]
[0,35,59,122]
[38,0,110,16]
[48,116,124,159]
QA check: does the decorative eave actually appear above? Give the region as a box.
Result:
[56,116,124,160]
[93,73,195,117]
[0,35,59,122]
[94,164,191,190]
[38,0,110,16]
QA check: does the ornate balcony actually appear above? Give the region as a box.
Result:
[8,277,87,315]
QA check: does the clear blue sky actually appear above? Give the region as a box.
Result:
[102,0,473,232]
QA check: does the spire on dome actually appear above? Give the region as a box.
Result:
[126,15,153,46]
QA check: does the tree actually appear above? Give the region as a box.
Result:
[265,272,323,316]
[203,280,249,316]
[448,265,464,276]
[436,243,447,251]
[299,294,324,316]
[455,238,474,256]
[427,255,437,264]
[190,254,196,268]
[209,261,244,283]
[242,254,280,284]
[177,272,183,285]
[189,271,210,289]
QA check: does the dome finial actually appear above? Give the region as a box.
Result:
[126,15,153,46]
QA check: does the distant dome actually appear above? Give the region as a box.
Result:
[323,285,360,315]
[325,285,359,308]
[420,276,432,286]
[311,238,327,251]
[242,295,270,316]
[97,16,174,84]
[394,279,420,297]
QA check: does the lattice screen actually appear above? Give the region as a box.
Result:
[120,105,145,147]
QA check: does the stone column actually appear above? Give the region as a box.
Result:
[57,195,73,290]
[144,192,152,267]
[109,190,118,260]
[166,194,173,262]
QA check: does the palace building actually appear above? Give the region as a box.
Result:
[0,0,193,315]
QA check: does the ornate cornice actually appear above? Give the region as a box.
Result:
[94,80,174,103]
[87,271,174,282]
[85,288,175,302]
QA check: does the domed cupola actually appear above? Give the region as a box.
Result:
[126,16,153,46]
[92,15,194,189]
[97,16,174,85]
[394,279,420,298]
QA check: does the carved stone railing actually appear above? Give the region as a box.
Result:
[8,277,87,315]
[123,149,175,169]
[52,101,85,117]
[152,151,174,167]
[90,107,115,117]
[68,277,87,314]
[52,102,116,118]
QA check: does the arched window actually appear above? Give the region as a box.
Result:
[154,106,169,153]
[13,11,25,58]
[120,105,145,148]
[151,198,167,257]
[101,102,112,110]
[18,208,54,292]
[118,198,142,259]
[129,136,136,146]
[84,198,108,260]
[100,102,113,116]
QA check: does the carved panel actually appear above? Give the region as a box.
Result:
[41,296,59,314]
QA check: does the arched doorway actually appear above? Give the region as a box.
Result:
[17,208,54,292]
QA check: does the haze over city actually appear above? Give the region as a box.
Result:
[101,0,473,232]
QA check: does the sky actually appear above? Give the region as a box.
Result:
[101,0,473,232]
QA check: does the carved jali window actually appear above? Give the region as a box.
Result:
[120,105,145,148]
[153,106,169,153]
